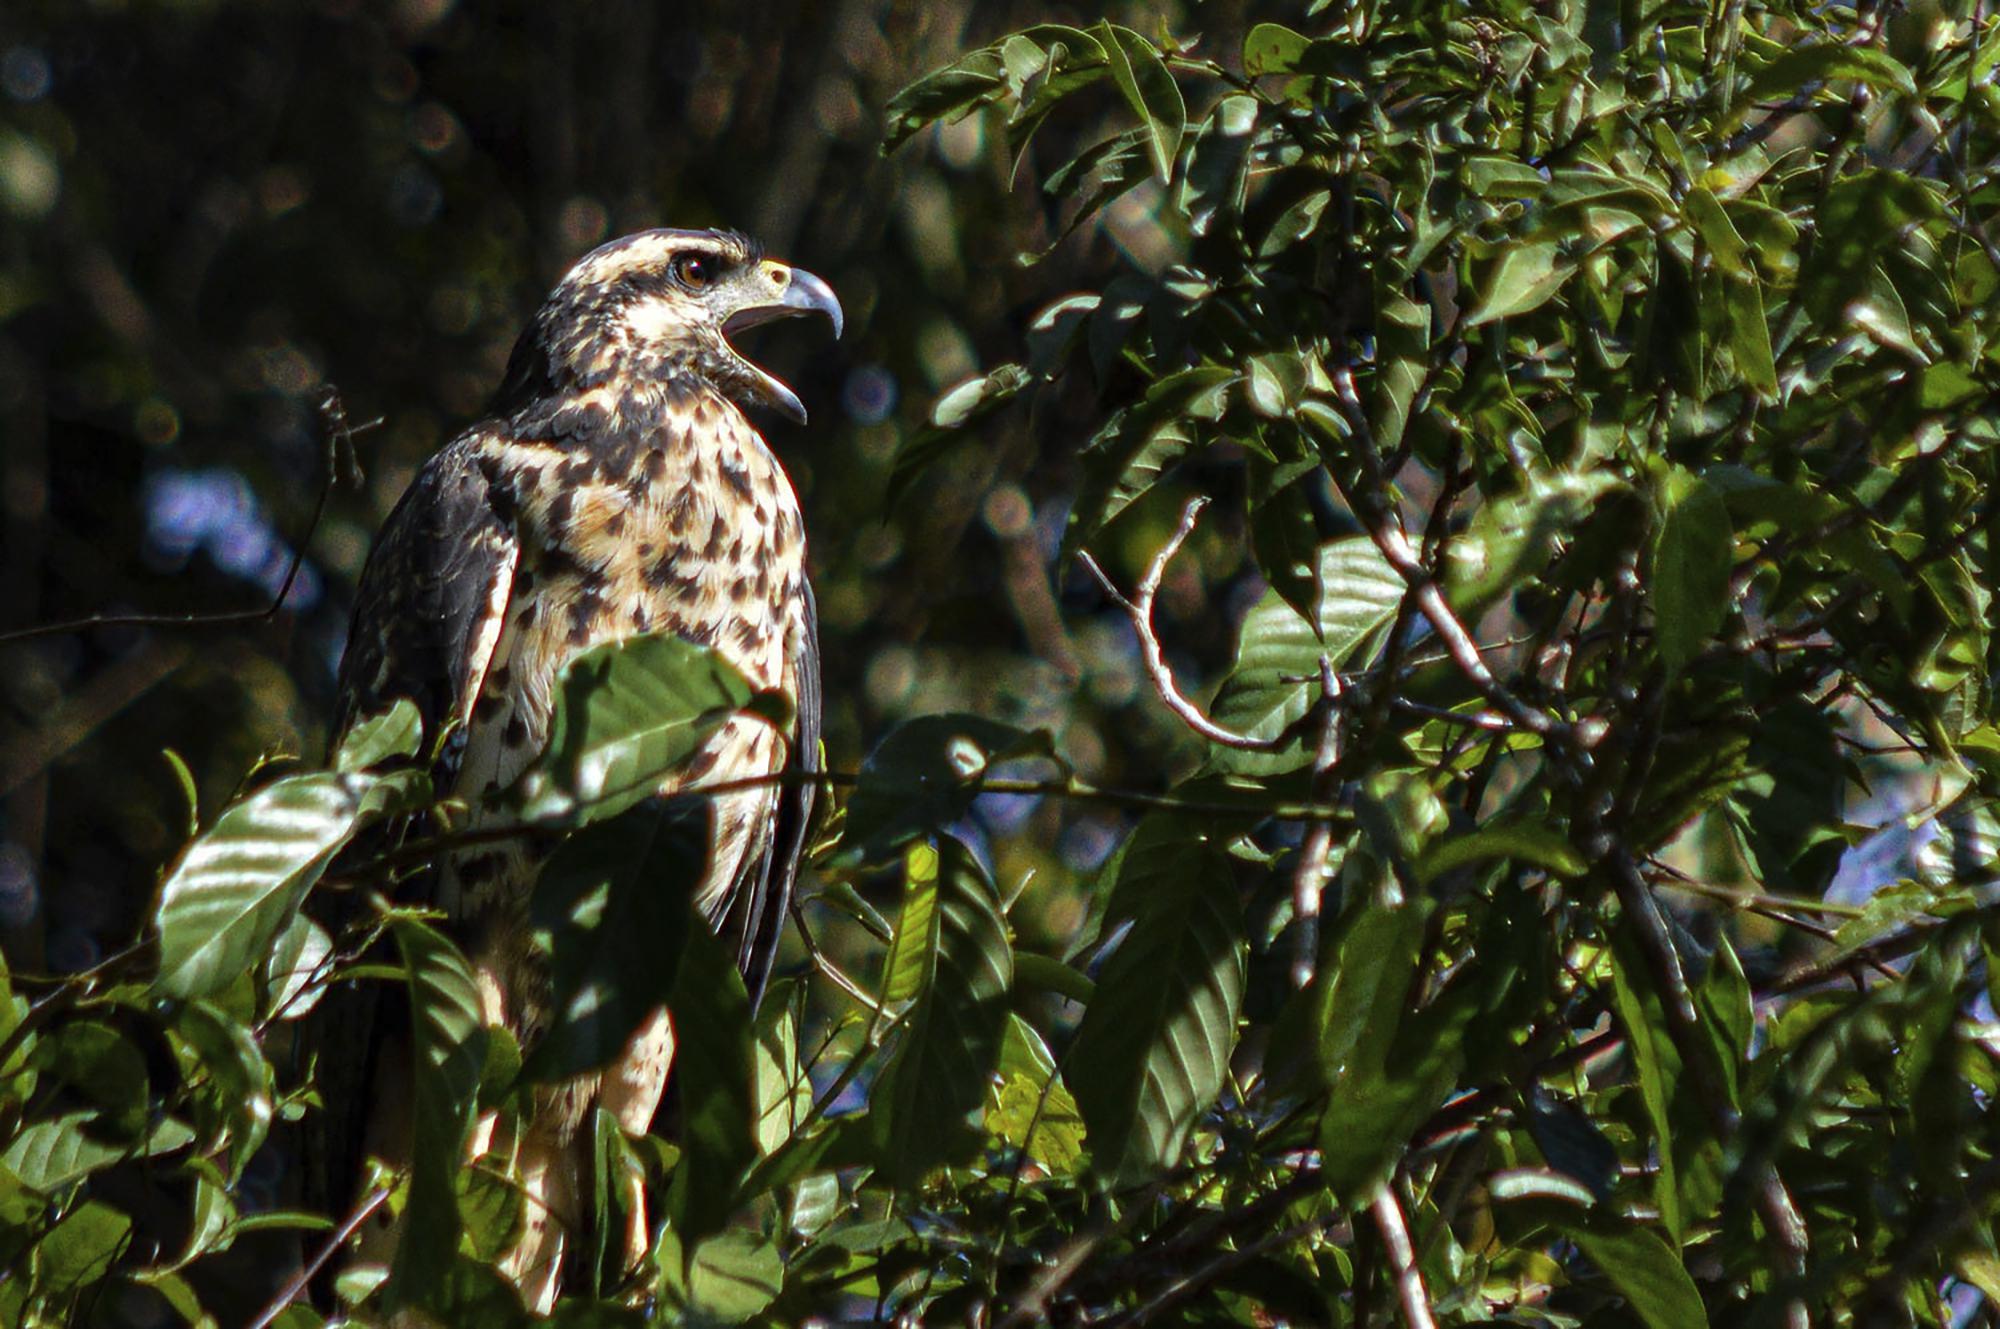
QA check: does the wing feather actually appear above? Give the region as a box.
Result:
[305,432,519,1217]
[724,582,821,1008]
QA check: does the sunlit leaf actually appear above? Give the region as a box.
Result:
[153,771,379,1001]
[1097,23,1184,183]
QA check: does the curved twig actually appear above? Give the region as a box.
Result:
[1078,496,1292,753]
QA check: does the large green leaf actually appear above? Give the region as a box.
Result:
[385,917,488,1311]
[1444,471,1622,614]
[507,633,758,824]
[522,801,701,1081]
[1068,819,1244,1184]
[153,771,379,1001]
[1209,537,1405,775]
[868,835,1013,1184]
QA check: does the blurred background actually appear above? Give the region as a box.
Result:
[0,0,1256,986]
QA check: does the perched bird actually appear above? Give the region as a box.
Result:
[312,228,839,1311]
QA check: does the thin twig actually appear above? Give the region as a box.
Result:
[0,386,371,648]
[1078,496,1288,753]
[1292,659,1344,985]
[1319,369,1572,746]
[1371,1184,1437,1329]
[244,1186,390,1329]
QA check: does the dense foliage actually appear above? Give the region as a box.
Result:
[4,0,2000,1325]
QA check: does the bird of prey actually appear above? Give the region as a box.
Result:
[313,228,839,1311]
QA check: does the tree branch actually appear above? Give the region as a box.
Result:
[1371,1183,1437,1329]
[1078,496,1291,753]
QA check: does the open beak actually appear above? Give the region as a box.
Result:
[722,263,843,425]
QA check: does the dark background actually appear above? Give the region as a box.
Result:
[0,1,1238,982]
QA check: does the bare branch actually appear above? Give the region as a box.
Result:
[1371,1184,1437,1329]
[1079,496,1291,753]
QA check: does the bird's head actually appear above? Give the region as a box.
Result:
[506,228,844,425]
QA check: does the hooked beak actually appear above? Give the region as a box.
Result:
[722,262,844,425]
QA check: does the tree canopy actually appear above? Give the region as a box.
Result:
[2,0,1999,1325]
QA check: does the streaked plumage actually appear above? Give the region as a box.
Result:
[313,228,838,1311]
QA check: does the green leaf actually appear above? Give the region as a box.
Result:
[2,1111,193,1192]
[506,633,756,824]
[1445,471,1621,614]
[882,48,1007,151]
[1683,188,1749,278]
[685,1229,782,1325]
[1179,95,1256,235]
[1372,285,1428,452]
[456,1163,523,1265]
[1210,537,1406,775]
[175,998,273,1176]
[1467,240,1574,325]
[265,910,332,1021]
[34,1199,130,1296]
[1650,466,1733,679]
[1097,23,1184,183]
[752,983,810,1156]
[1719,271,1777,398]
[668,924,758,1247]
[889,363,1036,506]
[31,1020,148,1141]
[1741,42,1916,108]
[153,771,379,1001]
[1242,22,1310,75]
[385,917,487,1312]
[985,1014,1085,1175]
[1247,454,1323,621]
[1608,936,1684,1244]
[1799,171,1943,327]
[522,800,699,1081]
[869,835,1013,1185]
[335,699,422,773]
[835,713,1045,866]
[1063,365,1237,562]
[1557,1214,1709,1329]
[1415,818,1587,885]
[1069,819,1244,1184]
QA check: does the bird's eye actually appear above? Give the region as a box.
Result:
[672,253,715,291]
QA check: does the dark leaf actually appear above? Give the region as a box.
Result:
[522,800,700,1081]
[868,836,1013,1184]
[1069,818,1244,1184]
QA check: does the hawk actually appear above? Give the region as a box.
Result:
[313,228,839,1311]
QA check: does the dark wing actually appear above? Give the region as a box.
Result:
[304,433,518,1216]
[724,582,821,1008]
[332,433,521,758]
